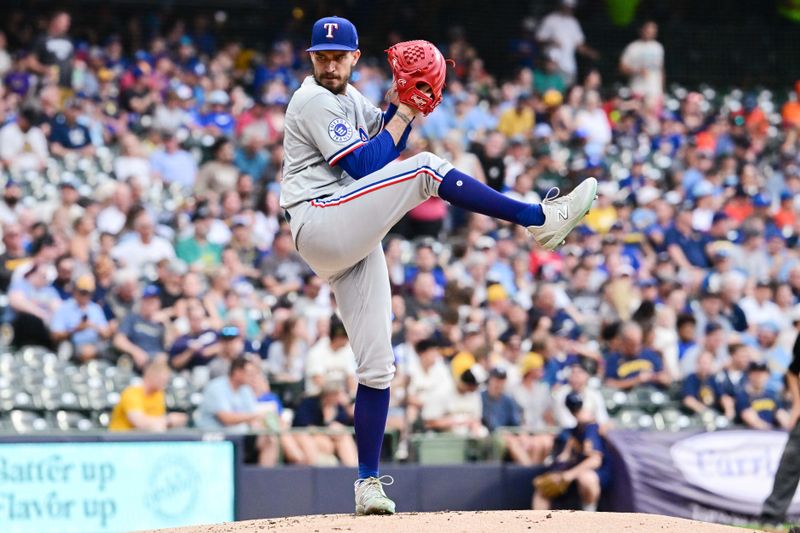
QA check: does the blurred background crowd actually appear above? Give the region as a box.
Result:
[1,0,800,467]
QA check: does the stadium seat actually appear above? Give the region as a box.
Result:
[411,434,470,464]
[94,411,111,428]
[55,411,95,431]
[58,391,81,410]
[601,388,629,415]
[615,409,655,430]
[9,410,52,432]
[11,391,33,410]
[32,382,62,411]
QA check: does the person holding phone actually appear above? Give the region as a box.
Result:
[50,274,111,363]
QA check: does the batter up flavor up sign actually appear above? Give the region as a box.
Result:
[0,441,234,533]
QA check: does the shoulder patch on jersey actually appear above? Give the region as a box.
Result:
[328,118,354,143]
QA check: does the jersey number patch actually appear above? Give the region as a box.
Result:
[328,118,354,143]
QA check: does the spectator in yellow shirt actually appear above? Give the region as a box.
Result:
[109,358,188,431]
[498,95,535,139]
[583,181,618,234]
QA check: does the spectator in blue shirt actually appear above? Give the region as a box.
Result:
[681,350,734,418]
[481,369,521,431]
[533,392,611,512]
[604,321,671,390]
[529,284,576,339]
[49,99,94,157]
[736,361,790,430]
[196,356,277,465]
[665,208,709,269]
[168,302,219,371]
[196,356,261,430]
[402,241,447,293]
[50,274,111,363]
[234,134,270,182]
[718,342,753,397]
[149,132,197,190]
[198,90,235,137]
[113,285,169,371]
[481,367,530,464]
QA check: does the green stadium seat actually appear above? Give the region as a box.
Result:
[411,433,470,464]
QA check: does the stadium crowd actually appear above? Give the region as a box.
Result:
[2,3,800,475]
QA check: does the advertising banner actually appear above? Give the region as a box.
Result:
[0,440,235,533]
[607,430,800,524]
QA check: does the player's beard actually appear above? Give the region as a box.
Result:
[315,66,352,95]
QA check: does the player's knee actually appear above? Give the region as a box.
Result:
[414,150,445,169]
[356,356,396,390]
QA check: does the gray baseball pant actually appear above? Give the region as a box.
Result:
[285,152,454,390]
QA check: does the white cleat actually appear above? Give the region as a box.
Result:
[354,476,396,516]
[527,177,598,250]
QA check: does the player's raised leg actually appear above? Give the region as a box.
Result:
[292,151,596,275]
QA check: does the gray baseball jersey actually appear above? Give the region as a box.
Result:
[281,75,454,390]
[280,76,384,209]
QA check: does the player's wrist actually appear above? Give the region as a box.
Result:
[396,103,419,120]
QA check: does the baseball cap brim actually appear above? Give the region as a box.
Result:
[306,44,358,52]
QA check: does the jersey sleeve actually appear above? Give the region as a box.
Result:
[299,94,366,166]
[681,374,699,399]
[647,351,664,372]
[734,391,750,414]
[583,423,604,455]
[604,354,620,380]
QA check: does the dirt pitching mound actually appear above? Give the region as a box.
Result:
[144,510,766,532]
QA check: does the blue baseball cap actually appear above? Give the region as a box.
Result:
[141,285,161,299]
[307,16,359,52]
[752,193,772,208]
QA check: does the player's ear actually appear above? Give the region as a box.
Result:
[352,50,361,65]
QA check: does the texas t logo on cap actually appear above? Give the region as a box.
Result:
[324,22,339,38]
[307,16,359,52]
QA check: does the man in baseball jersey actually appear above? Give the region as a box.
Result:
[282,15,597,515]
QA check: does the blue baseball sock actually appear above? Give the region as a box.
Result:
[438,168,545,226]
[354,384,390,480]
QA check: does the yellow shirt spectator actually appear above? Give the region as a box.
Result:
[109,385,166,431]
[498,104,534,139]
[584,205,618,234]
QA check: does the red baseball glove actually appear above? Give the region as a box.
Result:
[386,40,452,116]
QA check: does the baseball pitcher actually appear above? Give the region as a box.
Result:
[281,15,597,515]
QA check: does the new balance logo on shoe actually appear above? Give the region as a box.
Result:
[558,207,569,221]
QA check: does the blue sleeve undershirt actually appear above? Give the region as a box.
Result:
[336,104,414,180]
[383,103,398,125]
